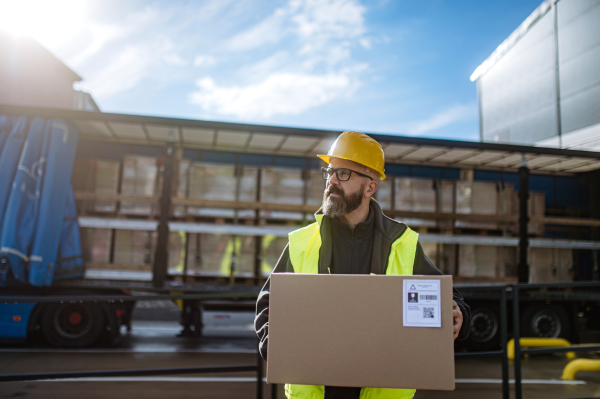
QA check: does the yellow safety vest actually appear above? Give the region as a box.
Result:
[286,214,419,399]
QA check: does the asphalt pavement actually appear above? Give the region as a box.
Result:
[1,306,599,399]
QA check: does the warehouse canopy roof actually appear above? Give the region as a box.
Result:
[2,104,600,175]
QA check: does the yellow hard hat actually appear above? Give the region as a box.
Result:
[318,131,386,180]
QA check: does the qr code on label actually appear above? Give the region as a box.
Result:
[423,307,434,318]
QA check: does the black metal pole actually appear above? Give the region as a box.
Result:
[518,165,530,283]
[257,342,264,399]
[500,287,509,399]
[153,141,176,288]
[512,286,522,399]
[254,167,263,286]
[590,170,600,281]
[271,383,277,399]
[0,365,258,382]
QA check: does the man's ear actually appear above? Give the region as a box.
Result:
[365,180,378,198]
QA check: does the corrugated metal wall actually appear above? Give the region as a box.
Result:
[479,0,600,146]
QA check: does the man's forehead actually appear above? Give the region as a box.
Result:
[328,158,364,170]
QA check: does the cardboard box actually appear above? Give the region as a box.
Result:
[260,167,304,220]
[267,274,455,391]
[120,155,158,215]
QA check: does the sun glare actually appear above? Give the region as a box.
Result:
[0,0,85,48]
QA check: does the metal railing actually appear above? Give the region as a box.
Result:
[454,284,510,398]
[0,292,271,399]
[511,281,600,399]
[2,283,600,399]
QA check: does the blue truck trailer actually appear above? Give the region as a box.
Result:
[0,114,137,346]
[1,104,599,349]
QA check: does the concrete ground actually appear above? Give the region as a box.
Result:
[0,305,599,399]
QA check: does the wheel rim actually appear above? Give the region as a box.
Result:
[530,309,561,338]
[470,308,499,343]
[53,304,93,340]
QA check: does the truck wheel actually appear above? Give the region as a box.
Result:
[464,305,500,350]
[41,303,105,348]
[521,305,570,339]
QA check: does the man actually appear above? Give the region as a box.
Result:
[255,131,471,399]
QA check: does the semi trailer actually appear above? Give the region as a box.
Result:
[0,104,599,349]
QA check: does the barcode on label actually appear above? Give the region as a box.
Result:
[423,307,434,318]
[420,295,437,300]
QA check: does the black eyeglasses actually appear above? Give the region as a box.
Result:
[322,167,373,182]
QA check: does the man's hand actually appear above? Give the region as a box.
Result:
[453,300,463,340]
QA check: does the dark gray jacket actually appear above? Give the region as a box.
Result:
[255,200,471,361]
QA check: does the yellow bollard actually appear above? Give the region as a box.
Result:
[561,359,600,380]
[507,338,575,360]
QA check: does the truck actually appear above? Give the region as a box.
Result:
[1,103,599,350]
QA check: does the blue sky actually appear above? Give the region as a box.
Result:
[3,0,543,141]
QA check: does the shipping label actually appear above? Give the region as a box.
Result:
[403,279,441,327]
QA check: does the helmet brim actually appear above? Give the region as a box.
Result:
[317,154,386,180]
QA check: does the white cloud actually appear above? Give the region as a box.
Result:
[405,104,477,135]
[32,0,235,104]
[227,6,288,51]
[80,36,184,100]
[189,70,361,119]
[33,0,371,118]
[191,0,369,119]
[291,0,365,42]
[359,38,371,49]
[193,55,218,67]
[227,0,366,52]
[80,46,153,99]
[164,53,187,66]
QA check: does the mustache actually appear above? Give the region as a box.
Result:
[325,185,344,197]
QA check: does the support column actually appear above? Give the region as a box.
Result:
[153,139,176,288]
[254,167,263,286]
[518,163,530,283]
[588,170,600,281]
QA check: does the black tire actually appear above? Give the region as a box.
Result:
[41,302,105,348]
[464,305,501,351]
[521,305,571,339]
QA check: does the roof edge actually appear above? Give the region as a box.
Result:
[1,103,600,161]
[470,0,555,82]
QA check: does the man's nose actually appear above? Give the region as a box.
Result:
[328,171,341,185]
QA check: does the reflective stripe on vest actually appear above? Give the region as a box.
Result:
[286,214,418,399]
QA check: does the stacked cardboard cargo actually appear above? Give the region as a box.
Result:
[261,236,289,276]
[167,231,186,275]
[71,159,121,213]
[528,192,546,236]
[305,169,325,219]
[306,169,326,206]
[113,230,156,269]
[456,245,517,279]
[80,227,112,264]
[94,160,120,213]
[529,247,573,282]
[77,155,552,282]
[184,233,255,277]
[173,159,190,217]
[120,155,158,215]
[394,178,437,227]
[375,178,392,211]
[238,167,259,218]
[458,245,499,278]
[188,162,236,217]
[454,181,498,229]
[260,167,304,220]
[185,162,258,218]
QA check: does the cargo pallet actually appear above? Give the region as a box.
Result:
[1,103,600,350]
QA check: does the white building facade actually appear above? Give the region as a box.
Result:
[472,0,600,151]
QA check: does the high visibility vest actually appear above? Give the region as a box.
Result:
[286,214,419,399]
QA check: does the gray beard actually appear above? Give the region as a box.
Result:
[322,184,365,217]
